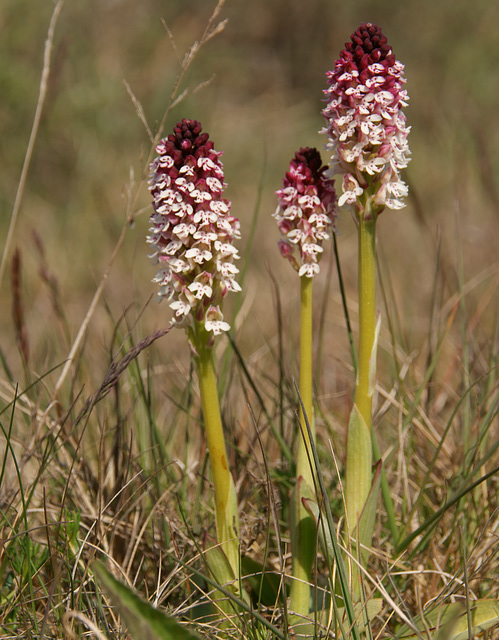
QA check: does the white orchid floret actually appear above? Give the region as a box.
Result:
[205,306,230,335]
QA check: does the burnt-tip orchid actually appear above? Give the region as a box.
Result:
[147,119,243,599]
[148,119,240,335]
[322,23,410,215]
[274,147,336,277]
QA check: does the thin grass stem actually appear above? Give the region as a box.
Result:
[396,462,499,556]
[0,1,64,290]
[228,333,293,463]
[334,232,358,376]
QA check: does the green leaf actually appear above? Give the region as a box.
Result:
[368,311,381,397]
[241,556,282,607]
[290,475,316,560]
[345,404,372,537]
[203,543,235,589]
[302,495,333,562]
[344,405,381,566]
[93,562,201,640]
[358,458,382,563]
[397,599,499,639]
[202,543,249,617]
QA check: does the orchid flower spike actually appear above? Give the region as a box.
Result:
[147,119,240,335]
[322,23,411,216]
[274,147,337,278]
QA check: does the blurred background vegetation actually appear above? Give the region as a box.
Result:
[0,0,497,442]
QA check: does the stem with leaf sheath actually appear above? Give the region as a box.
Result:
[289,275,316,619]
[355,213,377,429]
[194,325,240,588]
[345,210,377,593]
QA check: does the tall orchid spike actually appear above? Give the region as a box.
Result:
[274,147,336,277]
[147,119,241,335]
[147,120,244,597]
[322,23,411,215]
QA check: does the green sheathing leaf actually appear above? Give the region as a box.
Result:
[358,459,382,564]
[202,542,249,619]
[93,562,201,640]
[344,403,381,591]
[241,556,281,607]
[345,404,372,542]
[397,599,499,640]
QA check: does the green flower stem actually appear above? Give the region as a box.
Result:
[289,275,316,619]
[297,275,314,483]
[355,213,377,430]
[193,326,240,586]
[345,210,377,594]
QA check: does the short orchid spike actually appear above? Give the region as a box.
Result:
[147,119,241,335]
[322,23,411,215]
[274,147,336,619]
[274,147,336,277]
